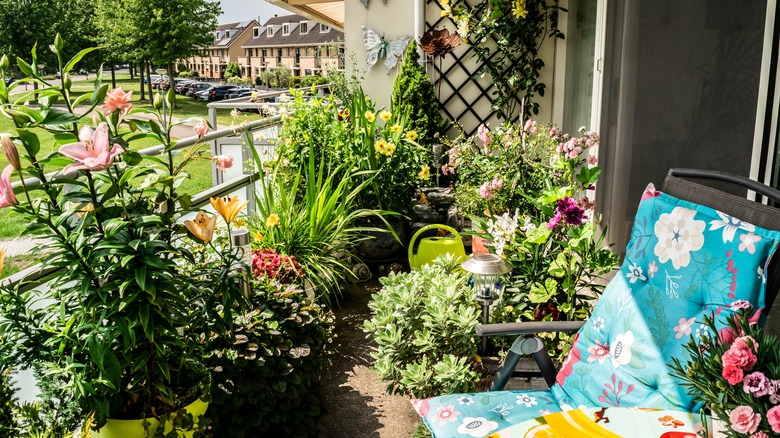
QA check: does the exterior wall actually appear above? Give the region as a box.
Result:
[345,0,562,132]
[185,24,258,80]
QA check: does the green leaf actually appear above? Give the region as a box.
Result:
[40,107,81,127]
[17,129,41,156]
[139,305,152,341]
[63,47,102,74]
[135,265,147,291]
[529,278,558,303]
[16,57,33,76]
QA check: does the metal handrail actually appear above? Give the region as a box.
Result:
[11,115,282,190]
[3,116,281,291]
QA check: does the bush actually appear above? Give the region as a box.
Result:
[391,44,443,148]
[259,68,291,89]
[363,255,484,399]
[207,282,335,437]
[224,62,241,79]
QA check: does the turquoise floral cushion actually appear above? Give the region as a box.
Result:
[551,184,780,411]
[413,390,561,438]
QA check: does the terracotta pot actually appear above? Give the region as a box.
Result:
[470,219,490,254]
[91,397,208,438]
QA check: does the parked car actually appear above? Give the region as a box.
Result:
[193,89,211,101]
[175,80,197,94]
[151,75,169,89]
[206,85,238,102]
[186,82,211,97]
[224,88,255,100]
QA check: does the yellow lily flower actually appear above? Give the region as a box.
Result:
[266,213,280,227]
[390,124,402,134]
[379,111,391,121]
[184,211,217,243]
[364,111,376,123]
[418,165,431,180]
[405,130,419,141]
[210,196,249,224]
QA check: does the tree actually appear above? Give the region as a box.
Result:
[224,62,240,79]
[391,44,443,149]
[0,0,98,74]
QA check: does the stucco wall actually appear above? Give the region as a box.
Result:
[344,0,564,134]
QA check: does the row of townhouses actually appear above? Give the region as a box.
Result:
[185,14,344,81]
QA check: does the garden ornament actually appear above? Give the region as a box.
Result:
[408,224,466,270]
[361,26,412,74]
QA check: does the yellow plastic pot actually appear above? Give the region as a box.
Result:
[90,397,209,438]
[408,224,466,269]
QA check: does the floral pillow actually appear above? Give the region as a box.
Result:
[551,184,780,411]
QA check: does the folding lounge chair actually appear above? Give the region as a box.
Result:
[413,168,780,437]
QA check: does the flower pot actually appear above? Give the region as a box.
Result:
[470,220,490,255]
[356,218,408,262]
[91,398,209,438]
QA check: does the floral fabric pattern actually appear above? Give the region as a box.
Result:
[415,186,780,437]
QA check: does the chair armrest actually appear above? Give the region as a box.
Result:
[476,320,585,337]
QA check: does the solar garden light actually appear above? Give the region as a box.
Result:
[461,253,511,352]
[231,229,252,298]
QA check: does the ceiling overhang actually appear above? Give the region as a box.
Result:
[266,0,345,32]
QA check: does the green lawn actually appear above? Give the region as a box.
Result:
[0,74,265,239]
[0,252,42,278]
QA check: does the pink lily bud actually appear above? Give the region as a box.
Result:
[2,136,20,170]
[194,119,209,137]
[214,154,234,172]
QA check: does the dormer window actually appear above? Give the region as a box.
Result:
[282,24,290,35]
[225,31,231,39]
[300,22,309,34]
[267,27,274,37]
[320,25,330,33]
[253,27,260,38]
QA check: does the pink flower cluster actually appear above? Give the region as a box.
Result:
[479,175,503,199]
[720,330,780,434]
[477,124,492,147]
[556,130,599,160]
[251,248,302,283]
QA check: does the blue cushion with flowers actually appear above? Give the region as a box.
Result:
[413,184,780,438]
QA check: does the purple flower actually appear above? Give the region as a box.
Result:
[558,197,586,226]
[770,380,780,405]
[744,372,771,397]
[547,211,562,229]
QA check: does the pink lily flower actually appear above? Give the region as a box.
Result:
[102,88,133,115]
[0,165,18,208]
[59,123,124,173]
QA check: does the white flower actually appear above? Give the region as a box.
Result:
[230,108,240,119]
[625,262,647,284]
[709,211,755,243]
[654,207,705,269]
[592,316,605,333]
[487,209,519,256]
[695,324,707,339]
[456,417,499,437]
[515,394,537,407]
[738,232,762,254]
[610,330,634,368]
[457,396,473,405]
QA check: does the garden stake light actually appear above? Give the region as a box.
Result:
[461,253,511,352]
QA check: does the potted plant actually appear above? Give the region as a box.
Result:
[671,302,780,437]
[0,39,246,436]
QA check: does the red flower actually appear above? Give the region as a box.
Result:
[722,365,745,386]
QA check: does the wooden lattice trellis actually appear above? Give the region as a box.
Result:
[425,0,524,137]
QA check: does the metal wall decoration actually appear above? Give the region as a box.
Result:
[361,0,388,9]
[362,27,412,75]
[425,0,507,137]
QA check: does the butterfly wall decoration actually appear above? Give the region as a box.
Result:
[362,26,412,75]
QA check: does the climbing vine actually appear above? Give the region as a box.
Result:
[445,0,565,119]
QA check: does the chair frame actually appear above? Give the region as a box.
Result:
[478,168,780,391]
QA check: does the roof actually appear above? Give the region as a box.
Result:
[210,20,259,49]
[265,0,344,32]
[242,14,343,48]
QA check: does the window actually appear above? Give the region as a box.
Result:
[267,27,274,37]
[253,27,260,38]
[262,48,267,58]
[320,25,330,33]
[282,24,290,35]
[300,22,309,34]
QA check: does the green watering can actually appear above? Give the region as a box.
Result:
[408,224,467,269]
